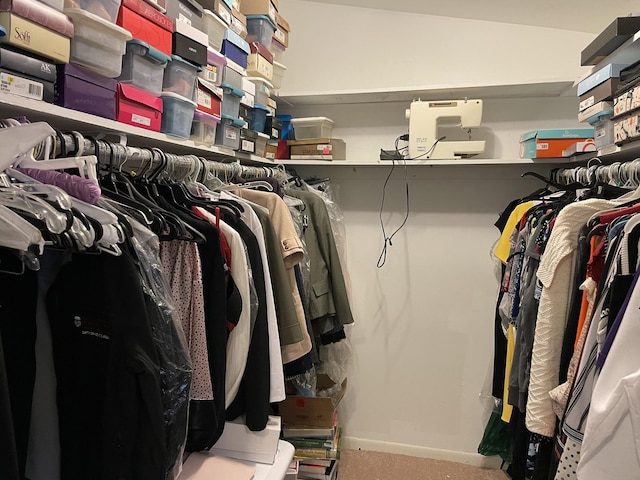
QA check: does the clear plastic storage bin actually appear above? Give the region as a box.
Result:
[222,65,244,91]
[215,115,244,150]
[119,39,170,96]
[271,60,286,90]
[246,76,272,106]
[65,0,121,22]
[191,110,220,145]
[221,83,244,119]
[250,103,268,133]
[163,55,200,100]
[245,14,276,46]
[64,8,131,78]
[160,92,197,138]
[41,0,64,11]
[291,117,335,140]
[255,131,269,157]
[270,37,285,63]
[203,9,227,51]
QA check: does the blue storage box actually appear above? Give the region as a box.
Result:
[251,103,268,132]
[222,29,250,68]
[276,113,292,139]
[119,39,170,96]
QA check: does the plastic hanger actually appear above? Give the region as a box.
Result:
[0,122,54,171]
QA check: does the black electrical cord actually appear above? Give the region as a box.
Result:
[376,135,445,268]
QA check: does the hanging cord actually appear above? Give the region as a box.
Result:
[377,134,446,267]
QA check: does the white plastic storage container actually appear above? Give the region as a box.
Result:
[245,14,276,46]
[246,76,272,106]
[255,131,269,157]
[270,37,285,63]
[203,9,227,51]
[64,8,132,78]
[161,92,197,138]
[215,115,244,149]
[163,55,201,100]
[271,60,286,90]
[119,40,170,96]
[41,0,64,11]
[291,117,335,140]
[65,0,121,22]
[191,110,220,145]
[199,48,227,86]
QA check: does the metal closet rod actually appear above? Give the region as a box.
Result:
[39,131,280,180]
[553,159,640,187]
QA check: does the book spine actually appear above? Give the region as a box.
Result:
[288,438,333,449]
[294,447,340,460]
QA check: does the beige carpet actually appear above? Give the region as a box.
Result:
[336,449,509,480]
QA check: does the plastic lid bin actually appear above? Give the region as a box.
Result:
[215,114,244,150]
[163,54,201,100]
[290,116,335,140]
[191,109,221,145]
[245,14,276,47]
[250,103,268,133]
[119,39,170,96]
[160,92,197,138]
[221,82,244,119]
[65,0,121,23]
[203,9,227,51]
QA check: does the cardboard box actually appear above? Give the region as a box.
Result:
[578,78,620,112]
[562,139,597,157]
[581,16,640,66]
[274,12,289,47]
[0,68,54,102]
[578,100,613,123]
[173,32,207,66]
[200,0,231,24]
[173,16,208,45]
[288,138,346,160]
[279,375,347,426]
[118,3,173,56]
[240,0,276,24]
[117,83,163,131]
[0,0,73,37]
[0,45,56,83]
[208,415,281,464]
[577,63,626,96]
[247,41,272,81]
[195,77,222,116]
[121,0,174,32]
[230,8,247,38]
[0,13,70,63]
[165,0,204,30]
[265,140,277,159]
[519,128,594,158]
[56,63,118,119]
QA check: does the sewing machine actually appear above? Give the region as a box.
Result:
[405,99,486,159]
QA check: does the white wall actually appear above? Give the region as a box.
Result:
[278,1,595,94]
[275,0,599,464]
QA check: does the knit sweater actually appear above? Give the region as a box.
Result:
[526,199,616,437]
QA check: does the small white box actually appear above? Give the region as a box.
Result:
[209,415,281,465]
[291,117,334,140]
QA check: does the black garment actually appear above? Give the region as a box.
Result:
[493,264,508,399]
[224,214,271,431]
[0,329,19,480]
[284,266,316,378]
[507,407,529,480]
[47,251,166,480]
[0,266,37,478]
[158,200,235,449]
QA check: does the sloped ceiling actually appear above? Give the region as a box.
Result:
[306,0,638,33]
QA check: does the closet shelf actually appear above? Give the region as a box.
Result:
[276,156,590,167]
[277,80,576,106]
[0,92,275,166]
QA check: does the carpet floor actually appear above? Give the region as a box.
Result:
[335,449,509,480]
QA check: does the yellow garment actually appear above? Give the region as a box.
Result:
[494,201,537,264]
[501,324,516,422]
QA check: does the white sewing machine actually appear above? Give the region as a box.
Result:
[405,99,486,159]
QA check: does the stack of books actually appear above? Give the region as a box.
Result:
[282,412,342,480]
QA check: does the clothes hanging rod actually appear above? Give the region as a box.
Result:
[37,131,280,181]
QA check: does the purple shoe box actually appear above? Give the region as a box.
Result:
[56,63,118,120]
